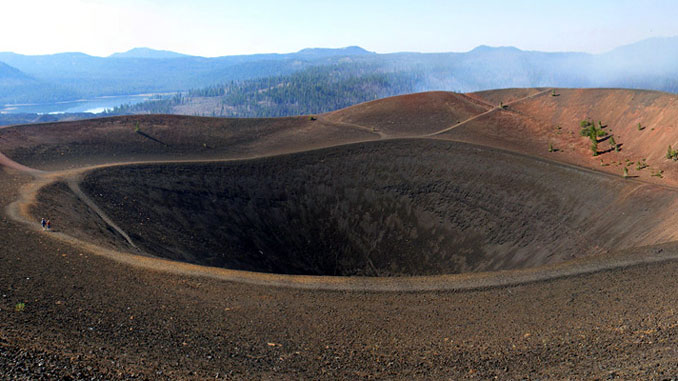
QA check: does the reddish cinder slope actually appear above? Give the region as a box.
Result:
[441,88,678,186]
[468,87,546,106]
[323,91,493,137]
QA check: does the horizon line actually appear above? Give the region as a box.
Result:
[2,35,677,59]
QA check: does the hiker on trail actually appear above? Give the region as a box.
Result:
[41,218,46,231]
[46,219,51,231]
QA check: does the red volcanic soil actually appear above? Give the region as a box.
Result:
[445,88,678,186]
[324,91,493,136]
[2,89,678,379]
[468,87,546,105]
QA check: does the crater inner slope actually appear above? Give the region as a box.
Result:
[42,139,678,276]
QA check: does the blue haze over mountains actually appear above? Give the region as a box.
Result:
[1,36,678,108]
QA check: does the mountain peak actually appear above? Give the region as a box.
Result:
[109,47,190,59]
[295,46,373,57]
[469,45,521,53]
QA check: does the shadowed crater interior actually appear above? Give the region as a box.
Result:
[64,139,668,276]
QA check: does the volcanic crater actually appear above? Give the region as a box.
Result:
[34,138,678,277]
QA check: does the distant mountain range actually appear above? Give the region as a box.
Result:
[108,47,192,59]
[0,45,376,105]
[1,37,678,108]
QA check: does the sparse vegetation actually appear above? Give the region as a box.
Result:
[580,120,607,140]
[652,169,664,178]
[15,302,25,312]
[623,166,629,178]
[637,123,645,131]
[609,136,618,152]
[551,89,559,97]
[666,145,678,161]
[580,120,608,156]
[548,142,555,152]
[134,122,140,133]
[636,159,648,170]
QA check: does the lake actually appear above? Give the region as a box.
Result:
[1,93,175,115]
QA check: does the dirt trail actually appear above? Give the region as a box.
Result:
[0,151,45,175]
[316,116,387,138]
[426,88,553,137]
[315,89,543,140]
[1,148,138,250]
[65,177,138,249]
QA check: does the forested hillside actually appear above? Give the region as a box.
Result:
[108,64,421,117]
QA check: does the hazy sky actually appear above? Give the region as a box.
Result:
[2,0,677,57]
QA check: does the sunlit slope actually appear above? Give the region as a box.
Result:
[442,88,678,185]
[323,91,493,137]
